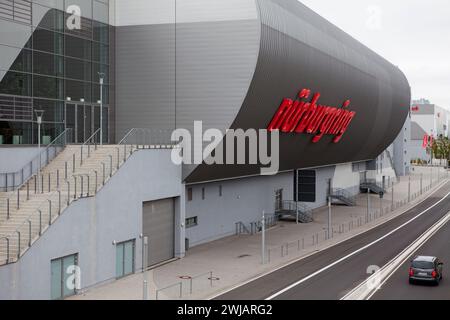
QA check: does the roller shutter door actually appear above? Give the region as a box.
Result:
[143,198,175,267]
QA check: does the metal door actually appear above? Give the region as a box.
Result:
[142,198,175,267]
[116,240,135,278]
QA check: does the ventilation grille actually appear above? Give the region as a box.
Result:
[0,0,32,25]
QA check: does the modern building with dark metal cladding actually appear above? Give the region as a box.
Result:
[0,0,411,299]
[113,0,410,182]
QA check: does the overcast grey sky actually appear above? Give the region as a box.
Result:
[301,0,450,108]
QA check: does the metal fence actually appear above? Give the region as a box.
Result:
[155,271,216,300]
[262,169,449,265]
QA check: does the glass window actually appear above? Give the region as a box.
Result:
[186,217,198,228]
[33,51,64,77]
[93,1,109,25]
[93,21,109,44]
[65,79,91,102]
[9,50,32,73]
[92,43,108,64]
[34,99,64,123]
[33,75,64,99]
[65,57,91,81]
[0,121,32,145]
[0,72,32,96]
[65,35,91,60]
[33,28,64,54]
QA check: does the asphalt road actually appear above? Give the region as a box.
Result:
[216,182,450,300]
[371,215,450,300]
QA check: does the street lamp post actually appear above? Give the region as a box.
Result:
[35,110,44,193]
[328,196,332,240]
[98,73,105,145]
[261,210,266,265]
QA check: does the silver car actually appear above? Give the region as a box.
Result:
[409,256,443,285]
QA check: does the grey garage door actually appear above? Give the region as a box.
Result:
[143,198,175,267]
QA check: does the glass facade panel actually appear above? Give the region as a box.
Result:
[65,79,91,102]
[33,28,64,54]
[65,35,92,60]
[0,72,32,96]
[33,51,64,77]
[66,57,92,81]
[93,21,109,44]
[92,42,108,64]
[9,50,32,73]
[33,75,64,99]
[0,0,110,145]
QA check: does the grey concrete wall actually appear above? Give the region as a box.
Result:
[0,147,39,173]
[185,165,336,247]
[0,149,181,300]
[185,172,293,246]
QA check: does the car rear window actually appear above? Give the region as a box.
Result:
[412,261,434,269]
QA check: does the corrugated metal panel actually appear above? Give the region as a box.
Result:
[185,0,410,183]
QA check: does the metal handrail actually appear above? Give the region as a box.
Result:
[80,128,101,165]
[0,128,73,192]
[118,128,174,148]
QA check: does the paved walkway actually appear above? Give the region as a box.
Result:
[70,166,449,300]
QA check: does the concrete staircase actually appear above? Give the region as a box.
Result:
[0,143,142,265]
[0,128,175,266]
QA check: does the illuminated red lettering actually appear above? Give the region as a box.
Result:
[268,98,293,131]
[268,90,356,143]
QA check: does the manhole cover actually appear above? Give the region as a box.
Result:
[237,254,251,259]
[179,275,193,280]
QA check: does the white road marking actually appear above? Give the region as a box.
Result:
[342,211,450,300]
[265,189,450,300]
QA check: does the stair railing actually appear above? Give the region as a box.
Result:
[80,128,101,165]
[330,188,357,205]
[0,128,73,192]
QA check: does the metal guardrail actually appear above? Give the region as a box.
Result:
[80,128,101,165]
[0,128,73,192]
[155,271,215,300]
